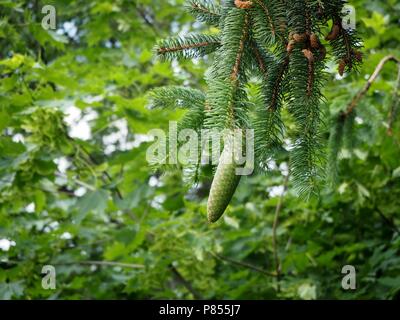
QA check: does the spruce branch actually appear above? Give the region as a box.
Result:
[253,54,288,165]
[270,56,290,111]
[148,86,205,110]
[218,8,250,82]
[251,42,268,74]
[251,0,279,46]
[186,0,222,27]
[327,116,345,185]
[254,0,276,35]
[155,34,221,61]
[323,1,363,75]
[204,8,251,130]
[154,0,363,219]
[231,14,250,81]
[148,86,206,131]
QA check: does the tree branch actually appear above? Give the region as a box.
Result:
[56,172,96,191]
[374,206,399,234]
[76,142,124,200]
[251,42,267,74]
[210,251,277,277]
[156,41,220,54]
[231,14,250,81]
[271,171,290,292]
[254,0,276,37]
[55,260,145,269]
[135,5,160,37]
[169,264,204,300]
[387,63,400,136]
[343,55,400,117]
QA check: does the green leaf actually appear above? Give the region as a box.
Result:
[75,189,109,223]
[0,281,24,300]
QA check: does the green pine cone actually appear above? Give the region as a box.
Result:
[207,139,242,223]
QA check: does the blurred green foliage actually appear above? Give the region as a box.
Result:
[0,0,399,300]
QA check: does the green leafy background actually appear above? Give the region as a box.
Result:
[0,0,399,299]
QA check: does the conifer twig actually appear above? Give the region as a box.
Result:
[190,1,219,17]
[251,42,267,74]
[231,14,250,81]
[270,57,289,110]
[254,0,276,37]
[157,41,220,54]
[271,170,290,292]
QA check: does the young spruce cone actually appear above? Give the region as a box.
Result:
[207,135,242,223]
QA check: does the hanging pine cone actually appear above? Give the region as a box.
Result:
[207,134,242,223]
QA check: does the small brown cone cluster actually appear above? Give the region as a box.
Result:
[354,50,363,62]
[302,49,315,96]
[286,40,296,54]
[338,59,346,76]
[324,21,362,76]
[325,22,341,41]
[287,32,326,61]
[293,33,308,43]
[310,33,320,49]
[338,50,363,76]
[286,32,326,97]
[302,49,315,63]
[234,0,253,9]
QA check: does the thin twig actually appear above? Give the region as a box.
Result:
[169,264,204,300]
[55,260,144,269]
[74,141,124,200]
[135,6,160,37]
[56,172,96,191]
[387,63,400,136]
[254,0,276,37]
[271,171,290,292]
[231,14,249,81]
[343,55,400,117]
[210,252,277,277]
[190,1,220,18]
[251,42,267,74]
[374,206,400,234]
[157,41,220,54]
[269,57,289,111]
[80,260,144,269]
